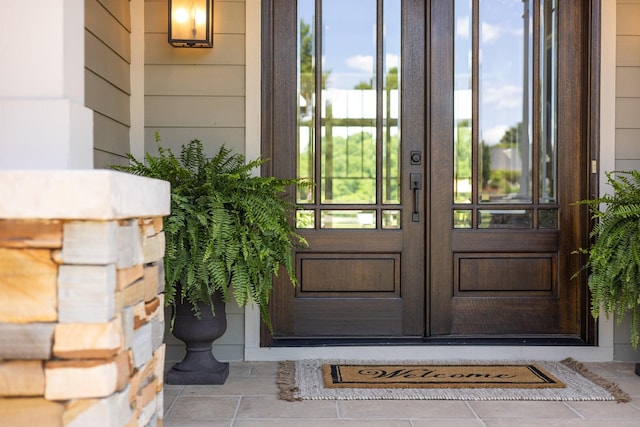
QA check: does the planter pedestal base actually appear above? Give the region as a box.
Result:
[166,347,229,384]
[635,363,640,377]
[166,366,229,384]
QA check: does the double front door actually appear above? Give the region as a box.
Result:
[263,0,595,344]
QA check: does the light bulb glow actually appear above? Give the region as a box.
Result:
[195,9,207,25]
[174,8,189,24]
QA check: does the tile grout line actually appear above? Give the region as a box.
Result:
[162,385,185,419]
[562,401,586,420]
[464,400,490,427]
[231,395,244,426]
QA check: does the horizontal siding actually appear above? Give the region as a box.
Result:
[614,1,640,361]
[616,36,640,66]
[617,3,640,35]
[86,0,131,62]
[93,113,131,154]
[86,32,131,94]
[145,65,244,96]
[615,98,640,129]
[86,0,131,168]
[616,67,640,97]
[86,70,131,126]
[145,96,244,127]
[616,129,640,159]
[144,127,245,157]
[145,33,245,65]
[94,148,129,169]
[98,0,132,31]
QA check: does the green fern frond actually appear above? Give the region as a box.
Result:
[112,134,308,330]
[576,170,640,348]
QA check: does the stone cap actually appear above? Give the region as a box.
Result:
[0,170,170,220]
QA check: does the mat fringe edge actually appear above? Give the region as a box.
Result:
[560,357,630,403]
[277,359,632,402]
[277,361,301,401]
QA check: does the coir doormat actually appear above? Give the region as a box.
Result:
[322,363,564,389]
[277,358,630,401]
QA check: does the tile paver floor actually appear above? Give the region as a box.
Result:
[163,361,640,427]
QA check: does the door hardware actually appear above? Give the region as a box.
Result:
[410,173,422,222]
[410,151,422,165]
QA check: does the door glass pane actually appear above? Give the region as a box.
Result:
[479,210,532,229]
[454,0,473,204]
[540,0,558,203]
[454,209,472,228]
[321,0,377,204]
[296,209,315,229]
[478,0,533,204]
[383,0,401,205]
[321,210,376,229]
[538,208,558,229]
[382,209,401,229]
[297,0,316,204]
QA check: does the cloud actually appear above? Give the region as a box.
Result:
[482,125,509,145]
[346,55,373,73]
[345,54,399,73]
[385,54,399,69]
[481,22,501,44]
[457,16,470,39]
[482,84,522,110]
[454,18,502,42]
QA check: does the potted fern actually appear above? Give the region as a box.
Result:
[114,136,306,384]
[576,170,640,375]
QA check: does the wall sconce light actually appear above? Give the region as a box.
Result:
[168,0,213,48]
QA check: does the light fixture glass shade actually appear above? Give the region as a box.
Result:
[169,0,213,47]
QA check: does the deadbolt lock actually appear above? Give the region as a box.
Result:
[410,151,422,165]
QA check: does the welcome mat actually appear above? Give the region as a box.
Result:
[322,363,565,389]
[278,358,630,402]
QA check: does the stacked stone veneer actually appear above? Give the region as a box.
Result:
[0,171,170,427]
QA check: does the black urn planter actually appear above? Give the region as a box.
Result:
[165,291,229,385]
[636,363,640,377]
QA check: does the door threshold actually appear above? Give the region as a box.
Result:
[268,336,590,347]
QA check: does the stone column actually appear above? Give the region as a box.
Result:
[0,171,170,427]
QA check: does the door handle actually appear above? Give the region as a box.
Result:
[410,173,422,222]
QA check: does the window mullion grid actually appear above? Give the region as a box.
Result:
[471,0,479,228]
[314,0,323,227]
[375,0,384,227]
[532,0,542,226]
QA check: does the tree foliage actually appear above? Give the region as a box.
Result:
[113,136,307,330]
[575,170,640,348]
[353,67,399,90]
[298,131,400,203]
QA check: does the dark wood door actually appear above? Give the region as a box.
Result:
[263,0,594,344]
[428,0,593,340]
